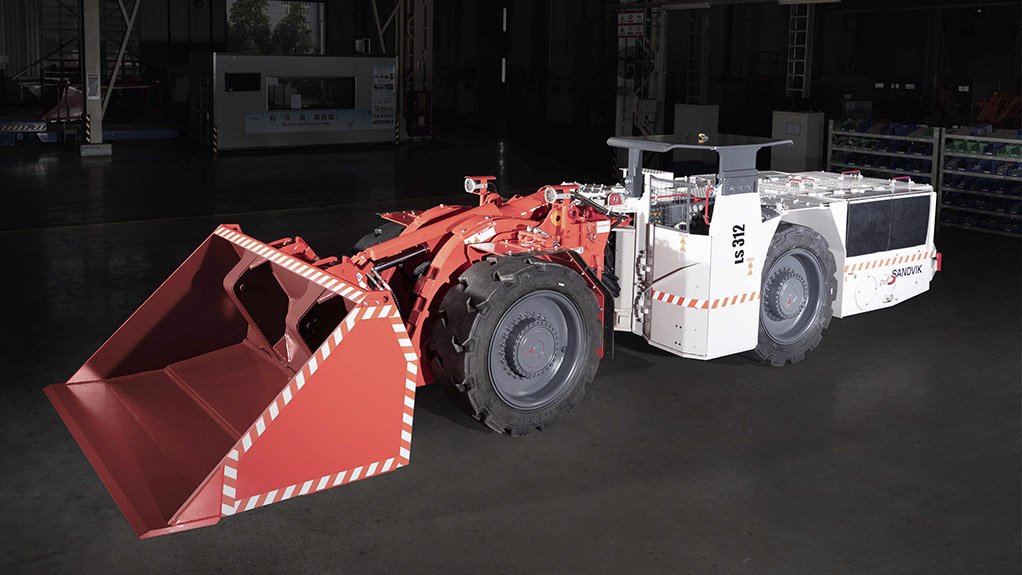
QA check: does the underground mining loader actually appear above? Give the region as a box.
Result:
[45,134,941,538]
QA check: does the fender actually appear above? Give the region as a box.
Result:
[774,205,847,316]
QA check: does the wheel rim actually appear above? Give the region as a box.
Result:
[761,248,824,345]
[488,290,586,410]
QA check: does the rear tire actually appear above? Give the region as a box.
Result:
[746,223,837,367]
[430,257,601,436]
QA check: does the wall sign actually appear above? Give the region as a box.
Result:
[245,109,372,133]
[86,73,101,100]
[372,64,396,127]
[617,9,645,38]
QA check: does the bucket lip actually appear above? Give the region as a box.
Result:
[213,225,368,305]
[44,382,209,539]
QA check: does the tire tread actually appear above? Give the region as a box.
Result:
[430,257,600,436]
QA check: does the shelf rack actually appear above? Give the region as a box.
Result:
[938,127,1022,238]
[826,120,941,186]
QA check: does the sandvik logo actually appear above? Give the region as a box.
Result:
[892,264,924,278]
[888,264,924,285]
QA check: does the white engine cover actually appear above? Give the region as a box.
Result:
[600,169,938,361]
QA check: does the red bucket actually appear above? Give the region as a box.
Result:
[45,226,418,538]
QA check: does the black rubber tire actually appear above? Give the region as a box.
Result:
[430,256,602,436]
[352,221,404,254]
[17,133,41,148]
[746,223,837,367]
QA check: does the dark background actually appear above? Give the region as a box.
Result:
[1,1,1020,573]
[2,0,1019,133]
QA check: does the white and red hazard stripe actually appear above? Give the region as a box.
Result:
[220,305,417,516]
[843,249,937,274]
[214,225,366,302]
[214,226,418,517]
[650,289,759,310]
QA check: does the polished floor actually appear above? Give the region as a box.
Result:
[1,133,1019,573]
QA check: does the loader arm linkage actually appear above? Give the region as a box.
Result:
[350,183,616,364]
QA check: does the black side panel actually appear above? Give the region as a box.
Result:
[846,201,890,256]
[846,195,930,257]
[889,195,930,250]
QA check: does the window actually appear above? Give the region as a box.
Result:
[267,77,356,110]
[225,73,262,92]
[227,0,326,55]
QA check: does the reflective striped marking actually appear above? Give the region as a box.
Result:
[650,289,759,310]
[214,226,364,303]
[214,226,420,519]
[844,250,937,274]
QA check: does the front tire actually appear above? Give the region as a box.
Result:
[747,223,837,367]
[430,257,601,436]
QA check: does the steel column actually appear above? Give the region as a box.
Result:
[80,0,103,144]
[398,0,433,142]
[101,0,142,116]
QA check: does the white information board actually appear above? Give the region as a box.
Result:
[245,109,372,134]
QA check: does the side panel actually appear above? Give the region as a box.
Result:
[841,192,937,316]
[703,194,769,359]
[644,193,766,360]
[222,310,415,517]
[646,227,711,357]
[846,195,930,256]
[612,226,639,332]
[841,247,937,316]
[779,193,937,318]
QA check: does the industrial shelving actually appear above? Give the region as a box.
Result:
[938,127,1022,238]
[826,119,941,185]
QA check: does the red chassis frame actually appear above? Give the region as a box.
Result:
[348,177,618,383]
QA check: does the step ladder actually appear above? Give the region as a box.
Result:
[785,4,813,98]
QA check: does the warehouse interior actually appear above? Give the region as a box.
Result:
[1,0,1019,572]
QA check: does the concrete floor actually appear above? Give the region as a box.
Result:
[1,133,1019,573]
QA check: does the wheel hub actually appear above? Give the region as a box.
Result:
[488,289,586,411]
[760,247,825,346]
[501,313,561,379]
[765,267,808,321]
